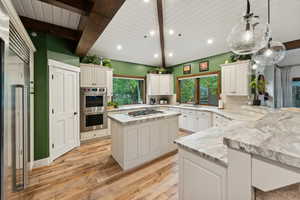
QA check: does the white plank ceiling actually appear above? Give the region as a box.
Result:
[11,0,300,67]
[12,0,81,30]
[89,0,300,67]
[89,0,162,67]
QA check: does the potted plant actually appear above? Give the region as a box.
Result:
[249,74,266,106]
[102,58,112,67]
[107,101,119,110]
[81,55,112,68]
[229,54,252,63]
[81,55,101,65]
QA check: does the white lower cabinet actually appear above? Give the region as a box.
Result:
[111,116,179,170]
[173,108,212,132]
[179,148,227,200]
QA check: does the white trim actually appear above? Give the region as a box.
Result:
[1,0,36,51]
[33,157,51,168]
[178,73,219,80]
[48,59,81,72]
[114,76,145,81]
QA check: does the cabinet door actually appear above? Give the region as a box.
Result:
[80,65,94,87]
[235,64,249,96]
[181,156,224,200]
[106,70,113,96]
[125,127,139,161]
[159,75,171,95]
[150,75,160,95]
[138,125,150,157]
[196,112,212,131]
[222,66,236,95]
[94,67,107,87]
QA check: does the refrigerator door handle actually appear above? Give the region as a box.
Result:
[11,84,28,192]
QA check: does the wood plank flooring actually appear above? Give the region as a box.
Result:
[8,131,189,200]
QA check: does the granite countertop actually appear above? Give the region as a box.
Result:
[175,122,245,167]
[224,110,300,169]
[108,110,181,125]
[108,104,265,121]
[176,109,300,170]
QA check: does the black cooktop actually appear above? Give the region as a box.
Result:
[128,109,163,117]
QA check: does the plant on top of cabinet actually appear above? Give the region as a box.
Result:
[81,55,101,65]
[81,55,112,68]
[147,67,172,74]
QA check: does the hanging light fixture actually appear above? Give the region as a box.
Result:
[253,0,286,65]
[227,0,269,55]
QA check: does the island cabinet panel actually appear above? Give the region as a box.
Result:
[179,148,227,200]
[111,116,179,170]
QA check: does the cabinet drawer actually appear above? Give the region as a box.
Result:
[196,111,211,118]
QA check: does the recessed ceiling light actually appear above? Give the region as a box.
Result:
[154,53,159,58]
[149,30,155,37]
[168,52,173,57]
[116,45,123,50]
[207,39,214,44]
[143,0,150,3]
[169,29,175,35]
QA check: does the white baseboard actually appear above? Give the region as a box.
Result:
[33,157,51,168]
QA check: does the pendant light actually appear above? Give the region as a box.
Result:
[253,0,286,65]
[227,0,269,55]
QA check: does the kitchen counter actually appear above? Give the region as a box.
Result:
[108,110,181,125]
[224,109,300,169]
[108,104,266,121]
[176,108,300,170]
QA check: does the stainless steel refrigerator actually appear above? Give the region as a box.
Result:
[1,3,31,200]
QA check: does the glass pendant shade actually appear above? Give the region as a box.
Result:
[227,16,269,55]
[253,40,286,65]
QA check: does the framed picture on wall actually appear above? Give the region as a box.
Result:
[183,64,191,74]
[199,61,209,72]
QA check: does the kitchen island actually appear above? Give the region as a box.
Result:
[175,108,300,200]
[108,109,180,170]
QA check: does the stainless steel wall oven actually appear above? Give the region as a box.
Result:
[80,87,107,132]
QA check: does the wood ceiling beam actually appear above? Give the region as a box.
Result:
[75,0,126,56]
[284,39,300,50]
[20,16,81,41]
[38,0,93,15]
[157,0,166,68]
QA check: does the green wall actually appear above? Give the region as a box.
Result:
[28,30,79,160]
[172,52,233,92]
[172,52,232,77]
[110,60,156,76]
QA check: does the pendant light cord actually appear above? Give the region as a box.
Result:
[247,0,251,15]
[268,0,270,24]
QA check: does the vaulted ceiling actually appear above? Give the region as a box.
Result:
[12,0,300,67]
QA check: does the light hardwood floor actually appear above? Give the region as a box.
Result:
[8,131,189,200]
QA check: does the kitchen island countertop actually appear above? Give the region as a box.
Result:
[108,110,181,125]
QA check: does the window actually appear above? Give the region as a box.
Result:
[199,76,219,106]
[177,72,220,106]
[180,79,195,103]
[292,78,300,108]
[113,76,145,105]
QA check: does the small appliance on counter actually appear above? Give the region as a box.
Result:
[159,98,168,105]
[150,97,156,105]
[80,87,108,132]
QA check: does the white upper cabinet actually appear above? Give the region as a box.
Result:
[147,74,174,95]
[221,61,250,96]
[80,64,113,96]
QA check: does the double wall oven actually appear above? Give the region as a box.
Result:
[80,87,107,132]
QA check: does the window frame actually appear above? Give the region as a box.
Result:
[176,71,221,106]
[113,74,146,105]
